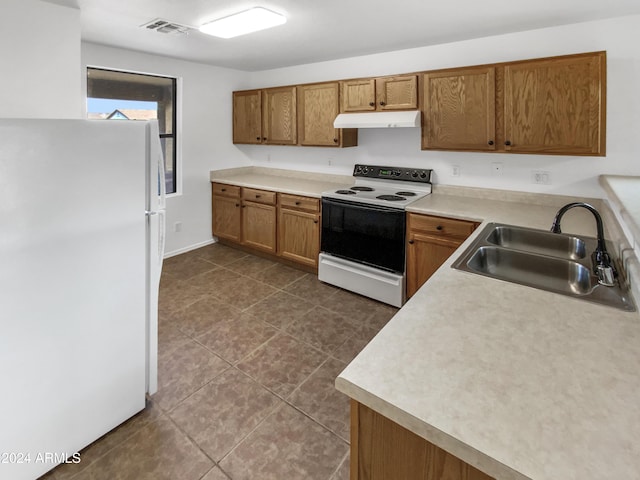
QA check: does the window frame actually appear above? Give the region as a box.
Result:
[86,67,179,195]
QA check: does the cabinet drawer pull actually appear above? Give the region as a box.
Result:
[295,201,301,205]
[436,225,443,231]
[255,194,261,198]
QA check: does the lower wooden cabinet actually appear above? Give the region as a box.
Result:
[278,193,320,268]
[351,401,494,480]
[406,213,478,298]
[211,183,320,270]
[211,184,241,242]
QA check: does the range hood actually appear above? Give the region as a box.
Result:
[333,110,420,129]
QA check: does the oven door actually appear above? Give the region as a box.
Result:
[321,197,405,273]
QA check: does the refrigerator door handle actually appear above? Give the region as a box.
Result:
[145,210,157,216]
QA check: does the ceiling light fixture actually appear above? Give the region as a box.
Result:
[199,7,286,39]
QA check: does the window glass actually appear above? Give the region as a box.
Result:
[87,68,177,194]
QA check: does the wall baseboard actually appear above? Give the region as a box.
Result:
[164,238,217,259]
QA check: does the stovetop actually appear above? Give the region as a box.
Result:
[321,164,433,208]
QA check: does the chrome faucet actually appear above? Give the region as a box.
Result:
[550,202,617,286]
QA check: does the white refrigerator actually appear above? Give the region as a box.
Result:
[0,119,166,480]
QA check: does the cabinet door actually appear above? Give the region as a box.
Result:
[376,75,418,110]
[406,233,461,298]
[422,67,496,151]
[341,79,376,112]
[262,86,297,145]
[503,52,605,155]
[278,208,320,268]
[233,90,262,144]
[212,195,241,242]
[242,201,277,253]
[298,82,342,146]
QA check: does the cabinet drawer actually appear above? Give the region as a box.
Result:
[212,182,240,198]
[408,213,477,239]
[242,188,276,205]
[279,193,320,213]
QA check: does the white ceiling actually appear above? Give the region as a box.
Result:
[44,0,640,71]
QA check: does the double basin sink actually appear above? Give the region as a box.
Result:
[452,223,635,311]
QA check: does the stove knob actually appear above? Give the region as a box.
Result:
[363,167,369,174]
[411,171,419,178]
[419,171,428,179]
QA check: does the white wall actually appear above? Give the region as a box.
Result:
[240,15,640,199]
[81,43,250,255]
[0,0,81,118]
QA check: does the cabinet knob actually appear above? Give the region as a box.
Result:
[314,220,318,224]
[408,240,415,244]
[369,101,375,107]
[241,205,246,208]
[221,188,227,192]
[379,101,386,106]
[333,138,338,143]
[436,225,443,231]
[488,140,494,146]
[262,137,267,141]
[235,203,240,207]
[295,201,301,205]
[256,136,260,141]
[255,194,261,198]
[505,140,512,146]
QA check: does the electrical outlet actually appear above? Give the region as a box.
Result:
[532,170,551,185]
[174,221,182,233]
[491,162,503,176]
[452,165,461,177]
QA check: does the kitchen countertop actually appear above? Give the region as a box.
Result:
[210,166,353,198]
[337,191,640,480]
[210,167,640,480]
[600,175,640,245]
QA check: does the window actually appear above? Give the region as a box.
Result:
[87,67,178,194]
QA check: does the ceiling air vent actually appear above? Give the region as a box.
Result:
[141,18,192,35]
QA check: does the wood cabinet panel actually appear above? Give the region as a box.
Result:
[212,186,241,243]
[352,401,494,480]
[279,193,320,213]
[503,52,605,155]
[298,82,341,146]
[278,207,320,267]
[341,79,377,112]
[376,75,418,110]
[242,187,276,205]
[262,86,297,145]
[422,67,496,150]
[232,90,262,144]
[212,182,241,198]
[406,213,478,298]
[242,201,276,253]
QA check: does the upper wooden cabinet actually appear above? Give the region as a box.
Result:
[422,51,606,155]
[341,75,418,112]
[233,90,262,144]
[262,86,297,145]
[502,52,606,155]
[297,82,357,147]
[422,67,496,151]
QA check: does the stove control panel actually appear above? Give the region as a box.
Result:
[353,164,432,184]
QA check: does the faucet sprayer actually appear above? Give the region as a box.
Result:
[550,202,616,286]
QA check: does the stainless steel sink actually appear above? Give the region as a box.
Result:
[452,223,636,311]
[485,224,587,260]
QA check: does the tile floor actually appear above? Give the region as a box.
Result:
[42,243,398,480]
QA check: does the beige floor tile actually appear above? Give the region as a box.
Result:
[154,337,230,410]
[247,262,307,288]
[185,267,244,297]
[170,295,243,338]
[213,274,278,310]
[73,416,213,480]
[195,312,278,364]
[330,453,350,480]
[224,255,278,276]
[285,306,360,355]
[244,290,315,329]
[169,368,282,461]
[191,243,249,266]
[201,467,231,480]
[236,333,326,398]
[283,274,340,305]
[289,357,351,441]
[162,254,218,281]
[328,289,398,329]
[331,324,381,364]
[158,279,209,315]
[220,403,348,480]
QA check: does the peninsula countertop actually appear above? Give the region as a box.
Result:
[337,191,640,480]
